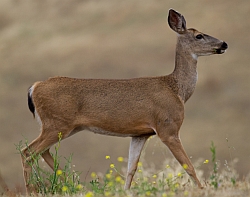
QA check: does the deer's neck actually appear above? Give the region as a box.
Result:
[169,41,198,102]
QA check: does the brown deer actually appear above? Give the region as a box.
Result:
[22,9,228,193]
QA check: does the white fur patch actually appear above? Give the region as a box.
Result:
[28,85,35,96]
[191,53,198,60]
[88,127,139,137]
[35,110,42,126]
[29,84,42,126]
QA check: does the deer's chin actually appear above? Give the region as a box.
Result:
[213,48,226,54]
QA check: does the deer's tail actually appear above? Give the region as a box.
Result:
[28,86,35,118]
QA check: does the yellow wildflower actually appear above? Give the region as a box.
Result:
[105,155,110,159]
[110,163,115,168]
[106,173,112,179]
[152,174,157,178]
[85,191,94,197]
[76,184,83,190]
[182,163,188,169]
[138,169,142,173]
[109,170,113,174]
[58,132,62,139]
[115,176,122,183]
[62,186,68,192]
[146,191,151,196]
[91,172,97,178]
[107,181,114,187]
[168,173,173,179]
[204,159,209,164]
[117,157,124,162]
[165,164,170,169]
[56,169,63,176]
[137,162,142,167]
[177,172,182,178]
[104,191,112,196]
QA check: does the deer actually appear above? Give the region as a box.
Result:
[21,9,228,193]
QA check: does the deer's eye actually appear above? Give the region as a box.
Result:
[196,34,204,40]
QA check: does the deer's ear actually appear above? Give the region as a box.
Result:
[168,9,187,34]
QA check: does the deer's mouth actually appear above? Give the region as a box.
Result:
[214,42,228,54]
[214,48,226,54]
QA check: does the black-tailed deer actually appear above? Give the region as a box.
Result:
[22,9,228,193]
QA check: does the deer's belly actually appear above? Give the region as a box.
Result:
[87,126,139,137]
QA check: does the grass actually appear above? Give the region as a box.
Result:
[4,136,249,197]
[15,133,84,195]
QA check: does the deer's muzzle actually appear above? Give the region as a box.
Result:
[215,42,228,54]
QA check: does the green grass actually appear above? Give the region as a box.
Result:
[11,136,249,197]
[15,133,84,195]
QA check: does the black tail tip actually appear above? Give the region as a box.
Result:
[28,88,35,117]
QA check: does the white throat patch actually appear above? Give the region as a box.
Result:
[191,53,198,60]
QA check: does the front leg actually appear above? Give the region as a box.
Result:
[159,133,203,188]
[124,136,150,189]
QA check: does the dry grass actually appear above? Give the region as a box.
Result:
[0,0,249,194]
[1,155,250,197]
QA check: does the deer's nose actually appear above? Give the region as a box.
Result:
[221,42,228,50]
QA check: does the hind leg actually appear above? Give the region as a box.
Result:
[21,136,46,194]
[21,129,62,194]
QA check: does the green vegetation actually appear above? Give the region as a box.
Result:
[210,141,219,189]
[12,136,245,197]
[15,133,83,195]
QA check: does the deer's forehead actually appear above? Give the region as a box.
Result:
[187,28,202,35]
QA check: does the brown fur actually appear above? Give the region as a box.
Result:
[21,9,227,193]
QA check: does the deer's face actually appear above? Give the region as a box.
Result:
[168,9,228,58]
[179,28,228,57]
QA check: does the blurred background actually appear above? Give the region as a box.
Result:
[0,0,249,191]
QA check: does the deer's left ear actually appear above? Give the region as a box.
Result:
[168,9,187,34]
